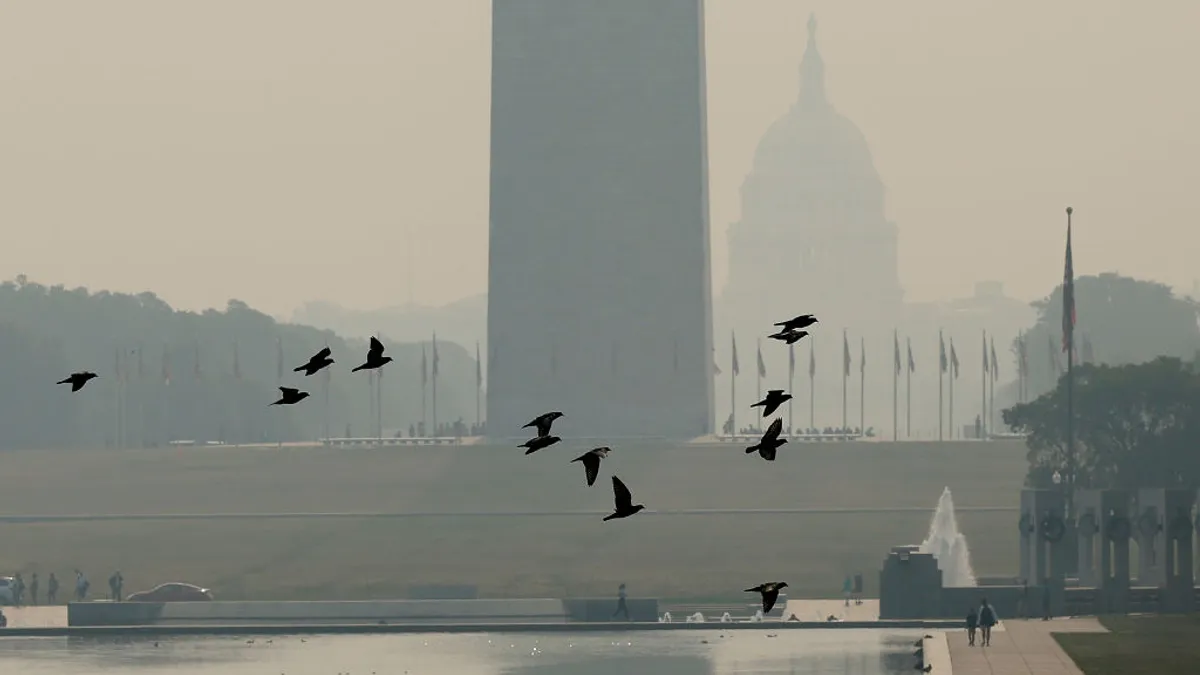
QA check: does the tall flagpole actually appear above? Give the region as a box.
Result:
[938,330,945,442]
[949,338,956,440]
[989,336,997,435]
[730,332,738,437]
[906,337,913,439]
[892,330,898,442]
[1064,206,1077,517]
[981,329,988,439]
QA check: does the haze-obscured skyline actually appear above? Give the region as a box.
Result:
[4,0,1198,316]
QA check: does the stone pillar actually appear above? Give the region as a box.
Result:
[1133,489,1165,587]
[1074,494,1101,587]
[1096,490,1134,614]
[1160,490,1195,613]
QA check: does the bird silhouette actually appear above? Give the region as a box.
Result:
[520,435,561,455]
[774,314,818,332]
[603,476,645,521]
[523,411,564,438]
[744,582,789,614]
[571,447,611,486]
[57,371,98,392]
[751,390,792,417]
[351,337,392,372]
[270,387,310,406]
[294,346,334,376]
[746,417,787,461]
[767,329,809,345]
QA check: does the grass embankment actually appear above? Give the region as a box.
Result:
[1055,615,1200,675]
[0,440,1027,601]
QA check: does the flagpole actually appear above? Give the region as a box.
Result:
[893,330,898,442]
[906,338,912,439]
[982,329,988,440]
[938,331,944,442]
[730,332,737,437]
[1065,206,1076,518]
[841,330,848,436]
[949,338,956,440]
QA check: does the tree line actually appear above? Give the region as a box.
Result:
[0,276,479,450]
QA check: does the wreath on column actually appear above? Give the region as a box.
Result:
[1106,514,1131,541]
[1040,513,1067,543]
[1018,514,1034,535]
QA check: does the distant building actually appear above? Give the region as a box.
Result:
[722,14,903,334]
[487,0,714,438]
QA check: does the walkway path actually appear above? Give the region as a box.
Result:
[945,617,1106,674]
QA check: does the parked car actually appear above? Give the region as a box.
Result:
[126,582,213,603]
[0,577,14,605]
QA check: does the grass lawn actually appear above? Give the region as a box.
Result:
[1055,615,1200,675]
[0,439,1027,601]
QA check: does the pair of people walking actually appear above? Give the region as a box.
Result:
[965,598,997,647]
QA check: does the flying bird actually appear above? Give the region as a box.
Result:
[767,329,809,345]
[270,387,310,406]
[294,346,334,376]
[603,476,645,522]
[523,411,564,438]
[744,582,789,614]
[351,337,392,372]
[520,435,561,455]
[751,389,792,417]
[57,371,98,392]
[571,447,611,487]
[774,314,818,332]
[746,417,787,461]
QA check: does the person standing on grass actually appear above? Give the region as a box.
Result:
[47,573,59,604]
[612,583,630,621]
[977,598,997,647]
[965,605,979,646]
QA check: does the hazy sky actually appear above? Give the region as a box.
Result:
[3,1,1198,316]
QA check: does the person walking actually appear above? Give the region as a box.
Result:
[612,583,630,621]
[965,605,979,646]
[978,598,997,647]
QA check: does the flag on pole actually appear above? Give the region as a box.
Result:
[843,332,851,377]
[950,340,960,379]
[990,337,999,379]
[860,337,865,375]
[1062,212,1076,352]
[476,341,483,387]
[982,332,989,374]
[894,333,901,375]
[808,342,816,377]
[907,337,916,372]
[731,333,740,376]
[789,343,796,380]
[233,342,242,379]
[939,332,948,373]
[162,346,171,386]
[432,333,440,379]
[421,345,428,387]
[756,343,766,378]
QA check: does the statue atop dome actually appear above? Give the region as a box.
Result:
[799,13,826,105]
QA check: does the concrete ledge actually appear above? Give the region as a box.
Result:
[4,619,964,638]
[68,599,569,627]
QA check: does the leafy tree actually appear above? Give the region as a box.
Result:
[0,277,482,450]
[1010,273,1200,400]
[1003,357,1200,490]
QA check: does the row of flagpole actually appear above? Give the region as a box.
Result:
[723,329,1025,440]
[106,333,472,447]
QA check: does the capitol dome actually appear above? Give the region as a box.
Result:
[723,14,902,330]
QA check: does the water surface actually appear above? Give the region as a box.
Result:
[0,629,922,674]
